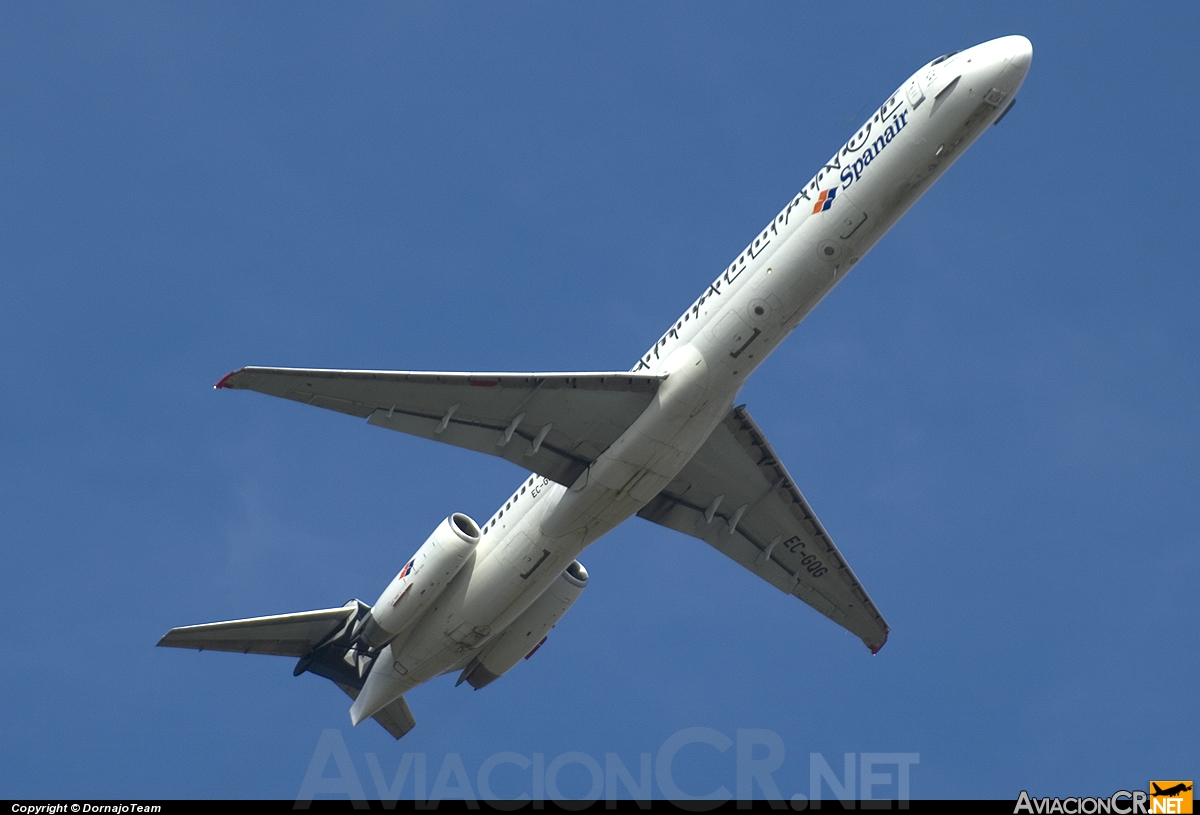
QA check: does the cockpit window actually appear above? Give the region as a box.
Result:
[930,50,961,67]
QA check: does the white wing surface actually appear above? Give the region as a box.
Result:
[638,406,889,652]
[217,367,665,486]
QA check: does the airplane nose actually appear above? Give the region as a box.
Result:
[1001,35,1033,76]
[970,35,1032,70]
[966,35,1033,94]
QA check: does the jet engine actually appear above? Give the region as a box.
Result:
[457,559,588,689]
[356,512,481,648]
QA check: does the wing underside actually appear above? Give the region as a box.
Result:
[217,367,665,486]
[638,406,889,652]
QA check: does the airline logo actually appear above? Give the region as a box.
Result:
[398,559,414,580]
[839,108,910,190]
[1150,782,1193,814]
[812,187,838,214]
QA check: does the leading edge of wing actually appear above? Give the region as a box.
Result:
[215,367,666,393]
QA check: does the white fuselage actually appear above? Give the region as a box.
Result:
[355,36,1032,715]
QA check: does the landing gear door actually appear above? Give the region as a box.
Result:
[905,77,925,109]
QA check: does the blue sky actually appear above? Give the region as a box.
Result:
[2,2,1197,801]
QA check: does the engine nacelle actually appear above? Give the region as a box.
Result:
[357,513,481,648]
[458,559,588,689]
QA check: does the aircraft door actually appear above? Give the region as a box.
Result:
[906,76,926,109]
[814,191,867,263]
[812,191,868,287]
[836,194,868,240]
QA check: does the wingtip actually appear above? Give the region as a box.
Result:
[214,370,240,389]
[868,632,888,655]
[155,632,190,649]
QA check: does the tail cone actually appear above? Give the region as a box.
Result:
[349,642,411,724]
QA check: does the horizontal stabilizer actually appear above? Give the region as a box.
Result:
[157,605,357,657]
[216,367,665,486]
[335,684,417,740]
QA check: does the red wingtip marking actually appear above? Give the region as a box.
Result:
[524,635,548,661]
[469,380,498,387]
[869,634,888,655]
[214,370,239,389]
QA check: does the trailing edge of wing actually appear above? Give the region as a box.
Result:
[156,605,357,657]
[638,405,889,652]
[217,367,666,487]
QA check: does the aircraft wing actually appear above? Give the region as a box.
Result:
[637,406,889,652]
[217,367,666,486]
[157,606,357,657]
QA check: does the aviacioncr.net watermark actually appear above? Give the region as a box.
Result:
[294,726,919,808]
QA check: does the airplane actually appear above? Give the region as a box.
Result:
[159,35,1033,739]
[1151,783,1193,798]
